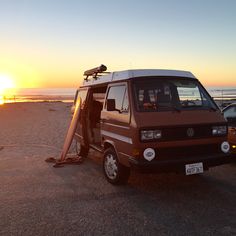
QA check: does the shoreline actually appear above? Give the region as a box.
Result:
[0,95,74,104]
[1,86,236,106]
[1,97,236,108]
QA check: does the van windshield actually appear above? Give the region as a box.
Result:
[133,77,218,112]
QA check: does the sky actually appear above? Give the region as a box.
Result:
[0,0,236,88]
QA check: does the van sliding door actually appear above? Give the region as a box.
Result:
[101,82,131,155]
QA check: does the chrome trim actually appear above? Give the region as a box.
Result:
[101,130,133,144]
[89,144,103,153]
[102,122,130,130]
[187,128,194,137]
[119,152,134,159]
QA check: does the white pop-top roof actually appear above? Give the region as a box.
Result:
[82,69,196,87]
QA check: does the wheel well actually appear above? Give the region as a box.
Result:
[103,142,115,151]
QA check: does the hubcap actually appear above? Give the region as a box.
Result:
[104,154,118,180]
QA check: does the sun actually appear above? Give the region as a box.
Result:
[0,74,15,94]
[0,74,15,104]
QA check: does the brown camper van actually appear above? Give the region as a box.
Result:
[72,65,231,184]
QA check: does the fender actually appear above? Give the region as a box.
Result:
[103,139,131,167]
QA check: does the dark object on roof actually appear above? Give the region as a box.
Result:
[84,64,107,80]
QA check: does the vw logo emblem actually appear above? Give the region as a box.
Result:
[187,128,194,137]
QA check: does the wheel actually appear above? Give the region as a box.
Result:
[103,148,130,185]
[75,140,89,158]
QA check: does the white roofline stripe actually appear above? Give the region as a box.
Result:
[82,69,196,87]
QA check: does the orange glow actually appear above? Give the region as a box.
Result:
[0,74,15,93]
[0,57,42,89]
[0,74,15,105]
[0,95,4,105]
[0,55,236,88]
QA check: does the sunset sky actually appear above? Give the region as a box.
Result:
[0,0,236,89]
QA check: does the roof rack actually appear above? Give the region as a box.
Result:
[83,64,109,81]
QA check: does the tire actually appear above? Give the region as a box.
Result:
[103,148,130,185]
[75,140,89,158]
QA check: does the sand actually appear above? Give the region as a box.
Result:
[0,102,235,235]
[0,102,73,160]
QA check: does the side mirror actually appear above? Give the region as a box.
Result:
[106,99,116,111]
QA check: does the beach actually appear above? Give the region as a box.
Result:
[0,102,72,159]
[0,102,235,235]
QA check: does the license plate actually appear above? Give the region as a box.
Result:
[185,162,203,175]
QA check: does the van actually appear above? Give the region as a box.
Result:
[72,65,231,184]
[222,103,236,156]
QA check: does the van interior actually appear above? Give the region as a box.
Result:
[87,86,107,148]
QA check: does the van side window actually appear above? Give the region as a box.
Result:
[106,85,129,113]
[122,88,129,112]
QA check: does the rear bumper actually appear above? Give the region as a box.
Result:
[129,153,231,173]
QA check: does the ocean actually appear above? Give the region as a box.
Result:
[1,88,77,103]
[1,87,236,104]
[207,87,236,99]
